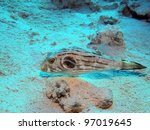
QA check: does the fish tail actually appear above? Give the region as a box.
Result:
[120,60,146,70]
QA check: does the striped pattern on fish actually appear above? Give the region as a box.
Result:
[41,49,146,75]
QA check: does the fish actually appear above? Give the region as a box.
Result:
[41,49,146,75]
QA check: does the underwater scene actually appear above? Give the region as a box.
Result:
[0,0,150,113]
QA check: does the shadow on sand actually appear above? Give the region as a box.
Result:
[40,70,146,79]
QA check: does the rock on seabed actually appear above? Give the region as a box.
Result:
[46,77,113,113]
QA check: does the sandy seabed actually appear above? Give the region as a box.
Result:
[0,0,150,113]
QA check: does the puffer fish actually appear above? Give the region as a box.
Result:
[41,49,146,75]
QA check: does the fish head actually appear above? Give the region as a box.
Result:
[41,54,77,74]
[41,56,59,73]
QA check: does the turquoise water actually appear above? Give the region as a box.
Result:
[0,0,150,112]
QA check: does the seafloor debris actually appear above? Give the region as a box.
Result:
[100,16,118,25]
[45,78,113,113]
[120,0,128,5]
[59,96,85,113]
[0,71,5,76]
[89,3,101,12]
[88,30,125,48]
[51,0,90,8]
[130,2,140,9]
[104,0,116,2]
[51,0,101,11]
[18,12,31,19]
[120,0,150,22]
[90,88,113,109]
[102,3,119,10]
[51,42,57,46]
[122,5,150,22]
[87,30,125,58]
[46,79,70,103]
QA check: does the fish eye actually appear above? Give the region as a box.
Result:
[48,58,55,64]
[63,56,76,69]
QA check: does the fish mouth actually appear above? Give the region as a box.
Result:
[41,64,47,72]
[41,64,56,73]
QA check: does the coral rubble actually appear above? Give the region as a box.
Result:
[51,0,101,11]
[100,16,118,25]
[46,79,70,103]
[120,0,150,22]
[51,0,90,8]
[88,29,125,50]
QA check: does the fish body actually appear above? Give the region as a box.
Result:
[41,49,146,75]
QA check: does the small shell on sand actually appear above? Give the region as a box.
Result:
[45,77,113,113]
